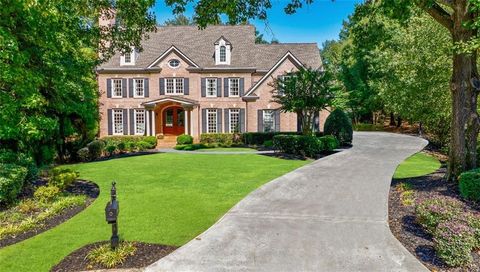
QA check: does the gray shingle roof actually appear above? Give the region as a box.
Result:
[100,25,322,70]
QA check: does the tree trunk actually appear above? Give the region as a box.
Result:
[396,116,402,128]
[389,112,396,126]
[447,1,477,180]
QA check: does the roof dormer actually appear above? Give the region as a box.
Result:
[214,36,231,65]
[120,47,136,66]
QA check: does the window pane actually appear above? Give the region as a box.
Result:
[165,109,173,126]
[220,46,226,62]
[113,109,123,134]
[177,109,184,126]
[229,78,239,96]
[175,78,184,94]
[135,109,145,135]
[112,79,122,97]
[230,109,240,133]
[124,53,131,63]
[134,79,144,97]
[207,109,217,133]
[166,78,174,94]
[207,78,217,97]
[263,110,275,132]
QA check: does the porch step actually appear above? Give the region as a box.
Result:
[156,135,178,148]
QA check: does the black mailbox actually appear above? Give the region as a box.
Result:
[105,199,119,223]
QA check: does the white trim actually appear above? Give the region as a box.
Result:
[228,78,240,97]
[229,109,240,133]
[134,109,146,135]
[120,47,136,66]
[142,97,196,106]
[164,78,184,95]
[206,109,218,133]
[244,51,304,97]
[147,45,199,68]
[133,78,145,98]
[111,78,123,98]
[215,38,231,65]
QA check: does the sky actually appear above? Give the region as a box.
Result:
[153,0,364,48]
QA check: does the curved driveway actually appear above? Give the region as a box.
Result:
[147,132,429,272]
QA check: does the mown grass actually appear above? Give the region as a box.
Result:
[393,152,441,179]
[0,153,308,271]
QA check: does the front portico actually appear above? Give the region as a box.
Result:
[142,97,198,138]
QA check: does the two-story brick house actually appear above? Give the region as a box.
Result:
[97,24,327,144]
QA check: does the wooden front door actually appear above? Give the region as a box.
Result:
[163,106,185,135]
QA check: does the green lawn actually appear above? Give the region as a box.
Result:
[393,152,441,179]
[196,147,257,152]
[0,153,308,271]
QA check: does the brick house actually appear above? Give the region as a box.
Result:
[96,24,328,144]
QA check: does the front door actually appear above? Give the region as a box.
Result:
[163,106,185,135]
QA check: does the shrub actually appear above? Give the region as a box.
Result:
[273,135,325,157]
[49,168,78,189]
[263,140,274,148]
[136,141,151,151]
[242,132,323,146]
[125,141,136,152]
[324,109,353,145]
[86,242,136,269]
[200,133,240,146]
[77,147,90,162]
[415,197,464,233]
[34,186,60,203]
[459,168,480,202]
[465,213,480,249]
[319,135,340,151]
[174,144,186,150]
[0,164,28,205]
[117,142,126,153]
[18,199,38,214]
[434,221,476,267]
[273,135,300,155]
[105,145,117,156]
[177,134,193,145]
[0,149,37,181]
[102,136,156,150]
[87,140,105,160]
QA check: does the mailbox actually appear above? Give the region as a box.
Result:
[105,199,119,223]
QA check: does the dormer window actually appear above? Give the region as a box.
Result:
[214,37,231,65]
[120,47,136,66]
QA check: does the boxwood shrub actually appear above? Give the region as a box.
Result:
[177,134,193,145]
[200,133,242,146]
[243,132,323,146]
[102,136,157,150]
[87,140,105,160]
[273,135,333,157]
[459,168,480,202]
[0,163,28,205]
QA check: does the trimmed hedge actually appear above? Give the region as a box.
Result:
[200,133,242,146]
[273,135,338,157]
[353,123,384,131]
[177,134,193,145]
[324,109,353,145]
[102,136,157,149]
[0,163,28,205]
[242,132,323,146]
[175,144,207,151]
[459,168,480,202]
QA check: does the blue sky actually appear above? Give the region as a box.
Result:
[153,0,364,48]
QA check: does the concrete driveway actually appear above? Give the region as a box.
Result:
[146,132,429,272]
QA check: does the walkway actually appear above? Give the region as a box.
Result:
[146,132,429,272]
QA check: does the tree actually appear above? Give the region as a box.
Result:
[271,68,338,135]
[163,0,480,180]
[0,0,156,165]
[163,14,194,25]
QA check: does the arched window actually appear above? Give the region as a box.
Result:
[219,46,226,62]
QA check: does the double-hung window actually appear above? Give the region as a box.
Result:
[134,109,145,135]
[112,79,123,98]
[219,46,226,62]
[229,78,240,97]
[124,53,131,63]
[263,110,275,132]
[207,109,217,133]
[165,78,184,94]
[134,79,144,98]
[278,75,291,96]
[206,78,217,97]
[113,109,124,135]
[229,109,240,133]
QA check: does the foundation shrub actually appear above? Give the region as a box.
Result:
[177,134,193,145]
[459,168,480,202]
[433,221,476,267]
[0,164,28,205]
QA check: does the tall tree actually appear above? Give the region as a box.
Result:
[272,68,339,135]
[0,0,156,164]
[164,0,480,180]
[163,14,194,25]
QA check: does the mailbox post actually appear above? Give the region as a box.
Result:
[105,182,119,249]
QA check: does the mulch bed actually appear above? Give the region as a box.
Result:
[389,166,480,271]
[51,241,177,271]
[0,179,99,248]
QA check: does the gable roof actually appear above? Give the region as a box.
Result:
[99,25,322,70]
[244,51,304,97]
[147,45,199,68]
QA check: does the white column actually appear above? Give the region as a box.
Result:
[184,109,189,135]
[151,110,156,136]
